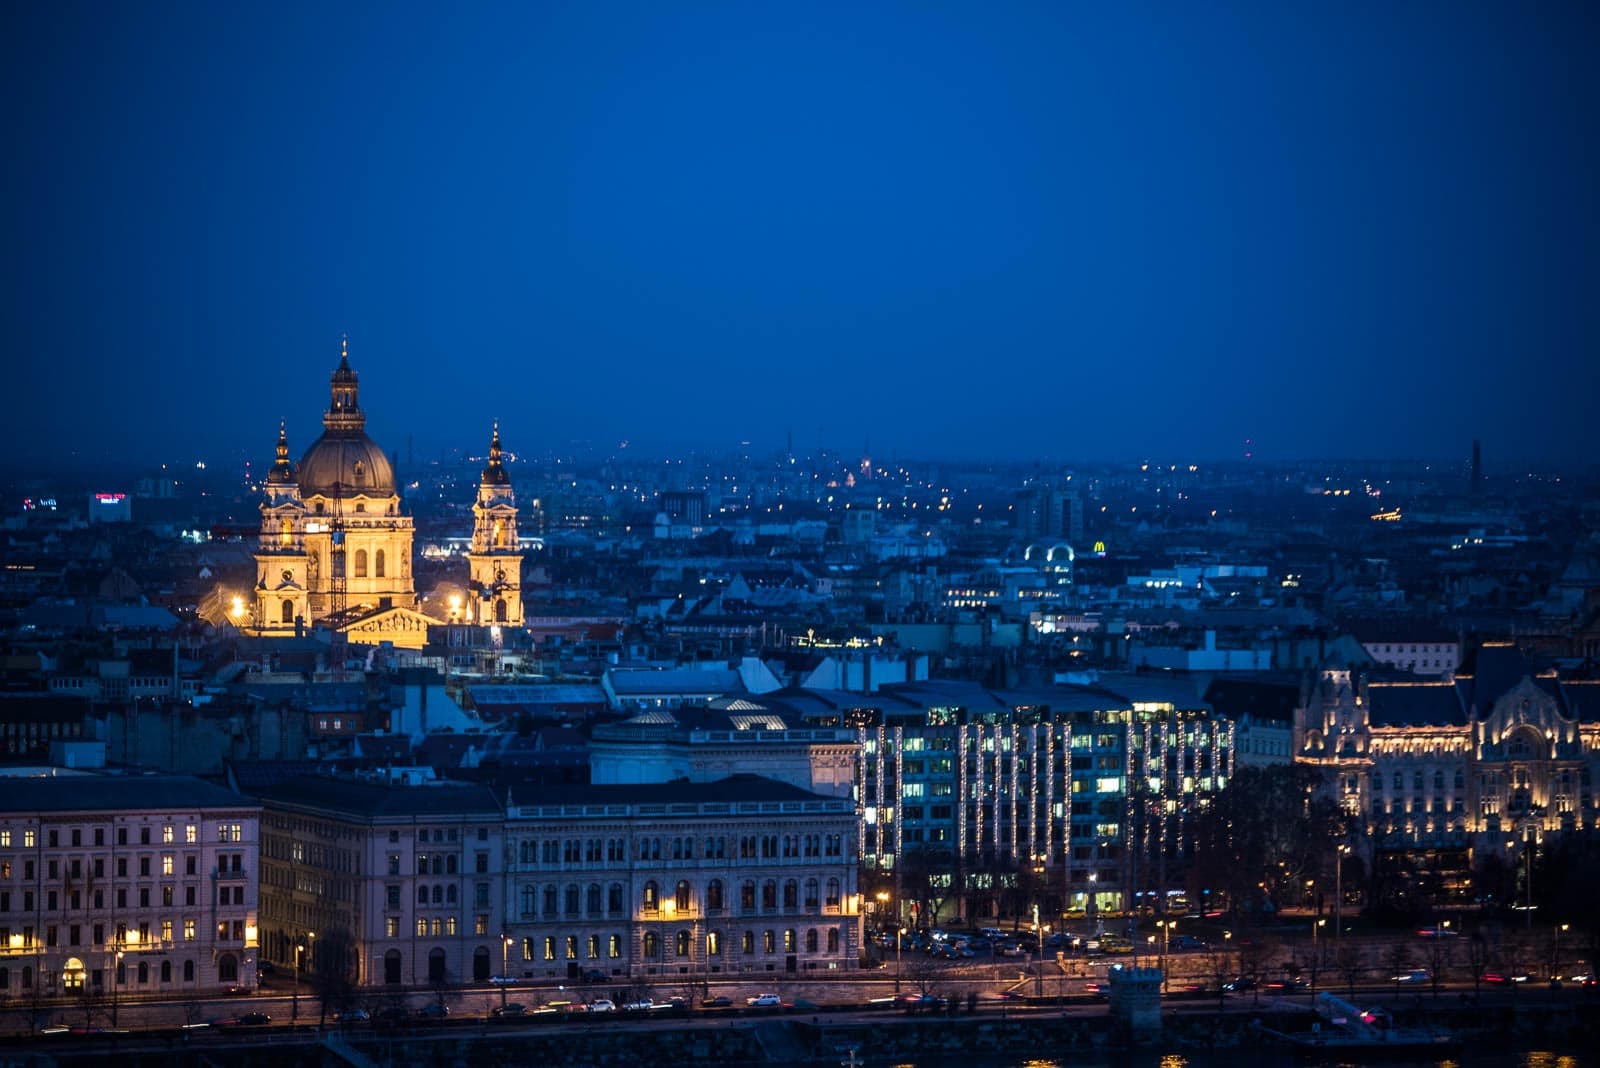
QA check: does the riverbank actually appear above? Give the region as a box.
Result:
[21,996,1599,1067]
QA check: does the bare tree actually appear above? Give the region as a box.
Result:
[1423,937,1453,1000]
[1335,943,1363,998]
[1386,942,1411,999]
[1466,932,1488,998]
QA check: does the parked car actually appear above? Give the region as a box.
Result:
[1222,976,1256,992]
[587,999,616,1013]
[235,1012,271,1027]
[746,993,782,1007]
[622,999,655,1012]
[491,1003,528,1019]
[416,1003,450,1020]
[333,1008,371,1023]
[704,995,733,1008]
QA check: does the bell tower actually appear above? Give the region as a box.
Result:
[466,423,523,626]
[253,420,310,633]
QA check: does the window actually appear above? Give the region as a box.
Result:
[162,855,173,876]
[741,881,756,912]
[675,880,691,912]
[608,935,621,959]
[706,880,724,911]
[162,825,173,844]
[386,917,399,938]
[183,920,195,941]
[784,929,796,953]
[354,549,368,578]
[741,930,754,954]
[675,930,690,957]
[643,932,659,958]
[642,881,659,911]
[805,928,818,952]
[827,928,840,952]
[763,930,775,954]
[185,825,197,844]
[825,879,841,908]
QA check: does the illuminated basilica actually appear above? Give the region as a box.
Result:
[247,342,521,648]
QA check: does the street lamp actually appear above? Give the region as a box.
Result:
[1312,918,1326,990]
[895,926,905,994]
[112,948,124,1026]
[293,941,305,1024]
[1155,920,1175,992]
[501,935,512,1007]
[1553,923,1569,979]
[1334,843,1350,939]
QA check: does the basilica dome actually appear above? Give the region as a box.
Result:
[294,340,397,499]
[298,431,395,499]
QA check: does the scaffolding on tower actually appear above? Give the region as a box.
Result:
[329,479,347,617]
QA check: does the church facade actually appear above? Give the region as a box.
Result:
[249,343,521,649]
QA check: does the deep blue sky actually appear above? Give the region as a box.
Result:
[4,1,1597,468]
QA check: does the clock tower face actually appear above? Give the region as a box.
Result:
[282,569,294,584]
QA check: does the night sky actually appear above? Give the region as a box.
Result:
[4,1,1597,467]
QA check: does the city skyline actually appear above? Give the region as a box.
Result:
[5,2,1599,467]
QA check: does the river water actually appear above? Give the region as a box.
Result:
[864,1050,1592,1068]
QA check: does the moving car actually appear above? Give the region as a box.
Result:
[416,1003,450,1020]
[333,1008,371,1023]
[746,993,782,1007]
[1392,969,1430,984]
[587,999,616,1013]
[491,1003,528,1019]
[235,1012,272,1027]
[704,995,733,1008]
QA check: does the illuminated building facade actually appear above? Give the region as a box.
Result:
[0,775,261,1001]
[256,776,506,989]
[503,777,860,981]
[839,682,1234,925]
[254,773,859,989]
[1295,643,1600,907]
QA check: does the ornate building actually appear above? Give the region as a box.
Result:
[1295,643,1600,907]
[464,424,523,626]
[251,342,439,648]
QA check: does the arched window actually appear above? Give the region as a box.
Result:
[417,885,429,905]
[446,885,457,905]
[675,880,692,912]
[160,959,172,983]
[433,886,444,905]
[783,880,798,910]
[740,881,756,912]
[804,878,819,911]
[762,880,777,909]
[784,929,796,953]
[825,878,841,908]
[281,600,294,624]
[375,549,386,578]
[217,954,238,982]
[741,930,754,954]
[565,884,580,914]
[137,961,149,983]
[706,879,724,911]
[643,881,659,911]
[827,928,840,952]
[183,959,195,982]
[643,932,660,958]
[608,883,624,914]
[707,931,722,956]
[587,883,602,915]
[805,929,818,952]
[354,549,368,578]
[520,885,536,916]
[446,855,457,874]
[763,930,776,954]
[675,930,690,957]
[543,885,558,916]
[279,518,293,545]
[496,598,508,622]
